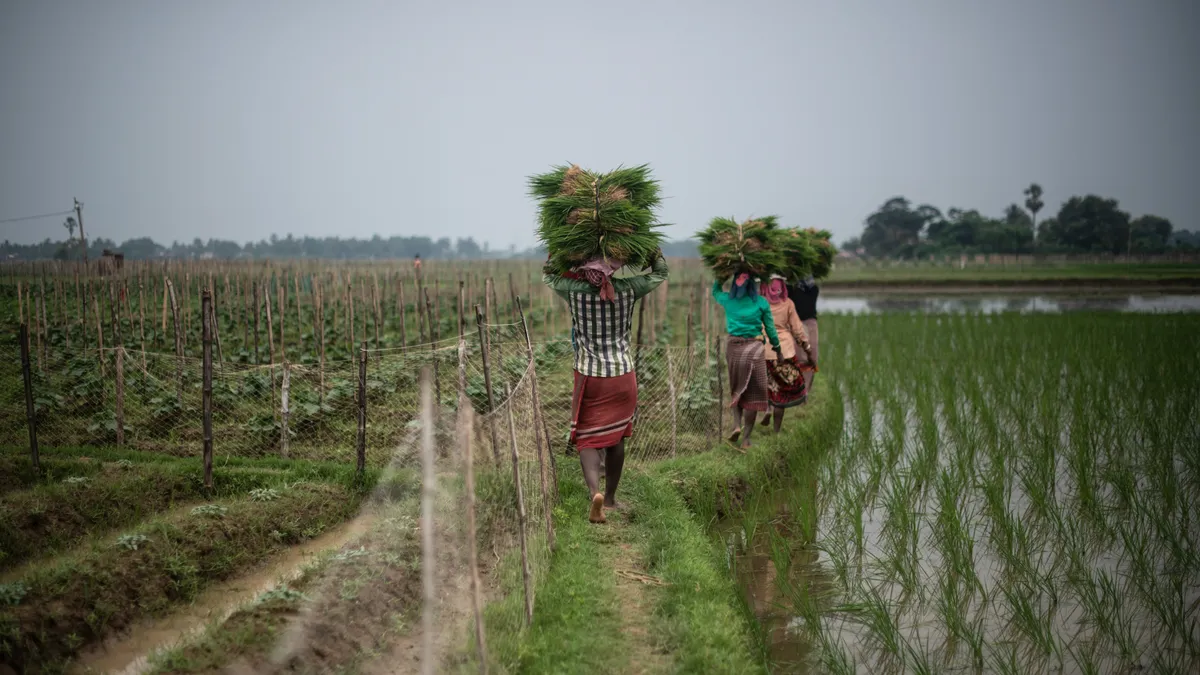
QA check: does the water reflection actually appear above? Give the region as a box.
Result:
[718,477,827,674]
[820,293,1200,314]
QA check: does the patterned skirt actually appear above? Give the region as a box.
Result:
[767,356,809,408]
[727,336,769,412]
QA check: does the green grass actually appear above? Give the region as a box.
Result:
[472,477,626,675]
[626,471,765,674]
[0,445,390,572]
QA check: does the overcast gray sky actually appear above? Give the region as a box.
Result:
[2,0,1197,250]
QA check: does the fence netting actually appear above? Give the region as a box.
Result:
[1,323,729,467]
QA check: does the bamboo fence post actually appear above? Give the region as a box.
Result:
[420,365,436,675]
[504,383,535,627]
[137,281,147,373]
[316,279,326,402]
[347,282,355,355]
[209,286,225,373]
[475,305,502,464]
[162,279,170,343]
[19,323,39,471]
[94,294,105,376]
[202,290,214,490]
[416,266,426,343]
[34,289,44,373]
[459,402,488,674]
[252,282,261,364]
[372,274,381,350]
[280,362,290,459]
[278,275,287,364]
[515,296,558,505]
[265,283,277,415]
[458,280,465,340]
[425,288,441,410]
[115,347,125,446]
[166,278,183,403]
[666,347,678,459]
[399,280,409,353]
[293,271,303,341]
[107,281,122,350]
[356,341,367,476]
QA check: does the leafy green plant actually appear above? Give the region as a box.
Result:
[116,533,150,551]
[191,504,228,518]
[250,487,281,502]
[0,581,28,606]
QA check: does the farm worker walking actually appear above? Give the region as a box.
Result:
[713,273,781,450]
[760,275,816,433]
[788,274,820,396]
[544,249,669,524]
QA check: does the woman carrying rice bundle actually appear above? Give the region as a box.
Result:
[532,163,668,524]
[713,272,781,450]
[545,252,668,523]
[760,275,816,433]
[789,274,820,394]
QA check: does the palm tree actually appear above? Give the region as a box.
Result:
[1024,184,1044,248]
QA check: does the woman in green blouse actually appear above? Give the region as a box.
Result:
[713,273,781,449]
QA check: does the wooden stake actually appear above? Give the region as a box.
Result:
[475,305,501,464]
[516,296,558,505]
[202,290,214,490]
[399,279,409,353]
[666,347,678,459]
[459,402,488,674]
[115,347,125,446]
[94,294,105,376]
[419,365,436,675]
[252,282,261,364]
[19,323,39,471]
[504,383,535,627]
[166,277,184,403]
[281,361,290,459]
[356,341,367,476]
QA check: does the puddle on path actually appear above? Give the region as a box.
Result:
[70,513,377,675]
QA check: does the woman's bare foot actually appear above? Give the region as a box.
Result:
[728,428,742,444]
[604,499,626,511]
[760,414,771,427]
[589,493,606,523]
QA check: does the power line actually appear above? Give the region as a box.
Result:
[0,210,75,225]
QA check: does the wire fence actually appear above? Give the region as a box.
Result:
[0,320,729,468]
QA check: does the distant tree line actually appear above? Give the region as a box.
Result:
[2,230,706,262]
[842,184,1194,258]
[0,233,500,262]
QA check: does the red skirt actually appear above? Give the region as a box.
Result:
[569,370,637,450]
[766,356,809,408]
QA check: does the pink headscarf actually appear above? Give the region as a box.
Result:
[764,277,788,305]
[577,256,624,302]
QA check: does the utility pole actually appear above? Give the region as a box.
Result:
[74,198,88,264]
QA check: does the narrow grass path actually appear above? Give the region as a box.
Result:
[484,469,763,674]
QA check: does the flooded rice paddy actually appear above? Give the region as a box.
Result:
[724,311,1200,674]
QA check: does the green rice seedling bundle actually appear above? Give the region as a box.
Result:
[806,228,838,279]
[529,163,666,275]
[777,227,837,281]
[697,215,785,279]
